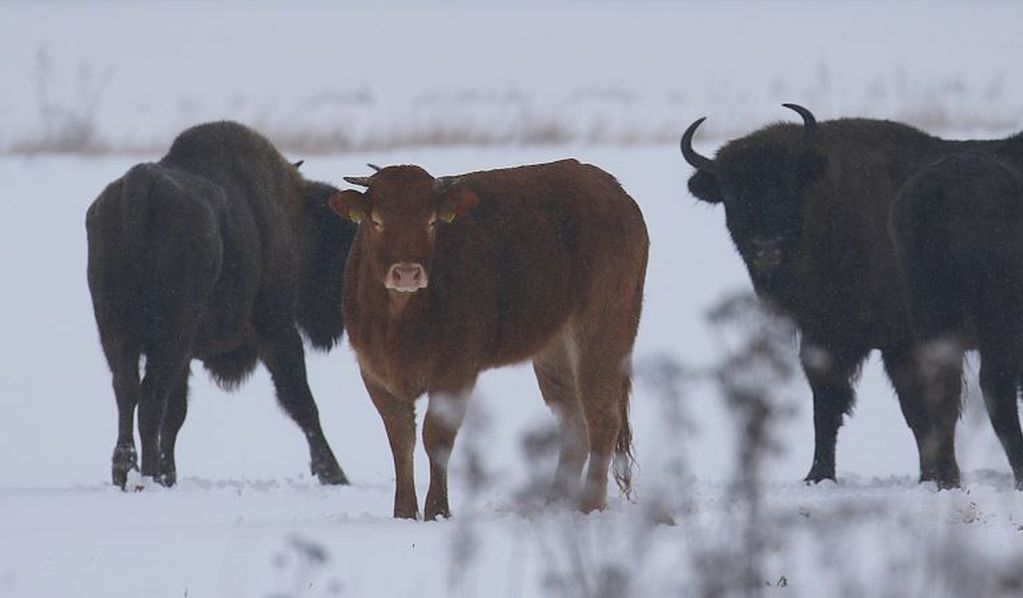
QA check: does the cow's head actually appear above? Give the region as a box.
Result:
[329,164,479,294]
[682,104,828,297]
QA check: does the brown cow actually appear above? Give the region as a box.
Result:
[328,160,648,519]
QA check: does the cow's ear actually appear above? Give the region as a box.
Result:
[329,190,370,223]
[688,171,723,204]
[437,188,479,223]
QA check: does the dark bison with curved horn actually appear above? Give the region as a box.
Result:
[86,121,357,489]
[681,104,1014,487]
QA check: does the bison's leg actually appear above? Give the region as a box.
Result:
[258,324,348,485]
[533,339,587,505]
[107,341,141,489]
[364,373,419,519]
[800,341,868,483]
[978,341,1023,490]
[156,365,190,487]
[138,347,190,484]
[881,346,943,483]
[423,390,470,520]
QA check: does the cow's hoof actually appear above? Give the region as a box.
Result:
[393,505,420,520]
[424,495,451,521]
[578,490,607,514]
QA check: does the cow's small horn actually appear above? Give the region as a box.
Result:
[680,117,716,173]
[293,159,305,169]
[782,103,817,142]
[434,176,460,191]
[367,163,381,172]
[343,176,372,187]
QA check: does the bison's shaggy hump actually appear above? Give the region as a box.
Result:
[86,120,356,489]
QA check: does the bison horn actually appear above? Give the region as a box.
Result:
[343,176,372,187]
[367,163,381,172]
[782,103,817,142]
[293,160,304,169]
[680,117,716,173]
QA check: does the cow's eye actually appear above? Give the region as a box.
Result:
[427,216,437,230]
[371,217,383,231]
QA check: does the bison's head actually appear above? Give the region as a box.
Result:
[329,165,478,294]
[682,104,828,298]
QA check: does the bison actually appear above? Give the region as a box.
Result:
[893,147,1023,489]
[86,121,356,488]
[328,160,648,519]
[681,104,1009,485]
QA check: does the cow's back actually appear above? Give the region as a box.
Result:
[440,160,648,366]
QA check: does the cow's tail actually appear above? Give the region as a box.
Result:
[612,373,636,501]
[612,227,647,502]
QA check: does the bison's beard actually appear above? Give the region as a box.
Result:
[747,259,797,312]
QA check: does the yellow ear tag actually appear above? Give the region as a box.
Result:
[439,209,456,224]
[348,208,365,223]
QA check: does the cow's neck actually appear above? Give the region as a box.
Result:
[384,288,433,333]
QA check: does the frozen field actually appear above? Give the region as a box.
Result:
[3,1,1023,597]
[4,145,1023,597]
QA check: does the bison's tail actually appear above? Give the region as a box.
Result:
[612,375,636,501]
[120,163,159,264]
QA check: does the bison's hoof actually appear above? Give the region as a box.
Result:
[156,469,177,488]
[111,445,139,489]
[312,458,349,486]
[803,468,836,485]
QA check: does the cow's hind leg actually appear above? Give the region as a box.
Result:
[423,389,470,520]
[533,336,587,505]
[571,317,636,514]
[258,322,348,485]
[800,341,868,483]
[156,364,190,487]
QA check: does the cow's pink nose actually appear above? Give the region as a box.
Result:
[387,262,428,291]
[394,265,422,284]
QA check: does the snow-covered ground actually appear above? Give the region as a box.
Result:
[3,2,1023,597]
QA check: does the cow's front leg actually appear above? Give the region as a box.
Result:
[364,372,419,519]
[423,390,470,520]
